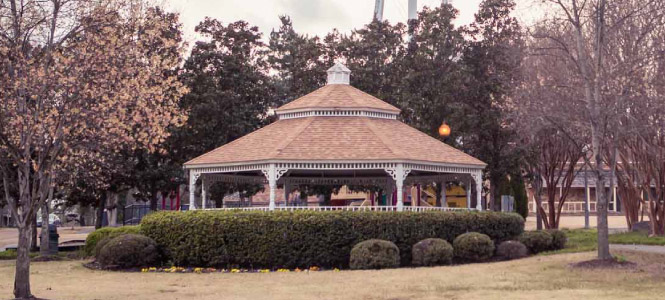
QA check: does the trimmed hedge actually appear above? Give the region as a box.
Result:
[85,226,141,256]
[453,232,495,262]
[411,238,453,266]
[518,231,553,254]
[349,239,400,270]
[141,210,524,269]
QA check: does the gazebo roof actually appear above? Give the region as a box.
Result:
[185,116,485,166]
[184,63,485,169]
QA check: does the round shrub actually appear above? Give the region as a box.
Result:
[496,240,528,260]
[97,234,160,269]
[349,239,400,270]
[412,238,453,266]
[84,226,141,256]
[453,232,495,262]
[518,231,553,254]
[547,229,567,250]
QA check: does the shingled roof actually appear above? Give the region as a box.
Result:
[185,116,485,166]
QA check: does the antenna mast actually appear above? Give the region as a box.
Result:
[373,1,453,23]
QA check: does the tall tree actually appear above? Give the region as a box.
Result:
[269,16,327,105]
[461,0,524,210]
[0,1,187,297]
[170,19,274,201]
[536,0,665,257]
[331,20,407,107]
[399,4,466,138]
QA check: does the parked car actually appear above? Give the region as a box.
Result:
[37,213,62,227]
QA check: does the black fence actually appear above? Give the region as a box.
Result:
[122,204,189,225]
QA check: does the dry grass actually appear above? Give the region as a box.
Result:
[1,251,665,300]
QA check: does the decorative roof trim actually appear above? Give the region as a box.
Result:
[184,159,486,173]
[277,109,398,120]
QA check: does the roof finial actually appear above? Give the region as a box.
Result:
[327,62,351,85]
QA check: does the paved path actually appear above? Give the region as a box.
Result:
[610,244,665,254]
[0,226,94,251]
[525,215,630,230]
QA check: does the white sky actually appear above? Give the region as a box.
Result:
[163,0,545,47]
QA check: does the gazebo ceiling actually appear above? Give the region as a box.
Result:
[184,116,485,167]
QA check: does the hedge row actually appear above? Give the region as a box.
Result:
[140,210,524,269]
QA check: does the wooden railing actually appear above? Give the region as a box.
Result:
[202,206,474,212]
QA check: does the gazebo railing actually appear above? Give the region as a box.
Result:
[202,206,474,212]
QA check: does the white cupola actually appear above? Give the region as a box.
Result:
[326,62,351,85]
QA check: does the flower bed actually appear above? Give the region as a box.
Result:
[140,210,524,269]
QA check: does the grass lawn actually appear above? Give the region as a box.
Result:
[546,229,665,255]
[1,250,665,300]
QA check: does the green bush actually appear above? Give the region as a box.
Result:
[496,240,528,260]
[547,229,567,250]
[84,226,140,256]
[519,231,553,254]
[140,210,524,269]
[97,234,160,269]
[411,238,453,266]
[349,239,400,270]
[453,232,495,262]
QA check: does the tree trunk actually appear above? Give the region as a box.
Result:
[39,202,50,256]
[14,224,33,298]
[435,182,442,207]
[95,194,105,229]
[78,205,87,226]
[30,219,38,252]
[594,160,611,259]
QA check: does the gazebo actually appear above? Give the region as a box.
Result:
[184,63,486,211]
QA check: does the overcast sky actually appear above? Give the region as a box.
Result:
[163,0,544,47]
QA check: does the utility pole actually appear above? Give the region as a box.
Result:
[374,0,385,21]
[408,0,418,20]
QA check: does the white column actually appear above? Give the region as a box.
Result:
[466,180,472,209]
[441,182,447,207]
[201,176,207,210]
[189,170,200,210]
[262,163,288,211]
[472,170,483,211]
[395,163,406,211]
[268,164,277,211]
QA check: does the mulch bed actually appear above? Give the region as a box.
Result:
[570,258,637,270]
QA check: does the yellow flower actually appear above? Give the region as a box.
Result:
[309,266,320,271]
[141,268,148,273]
[231,268,240,273]
[333,268,340,272]
[259,269,270,273]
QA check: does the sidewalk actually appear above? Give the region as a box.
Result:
[525,215,629,231]
[0,226,94,251]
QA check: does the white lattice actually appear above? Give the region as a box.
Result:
[277,109,398,120]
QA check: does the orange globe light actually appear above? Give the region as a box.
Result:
[438,122,451,137]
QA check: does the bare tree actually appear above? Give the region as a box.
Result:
[0,1,187,298]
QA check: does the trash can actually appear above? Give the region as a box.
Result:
[48,224,59,255]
